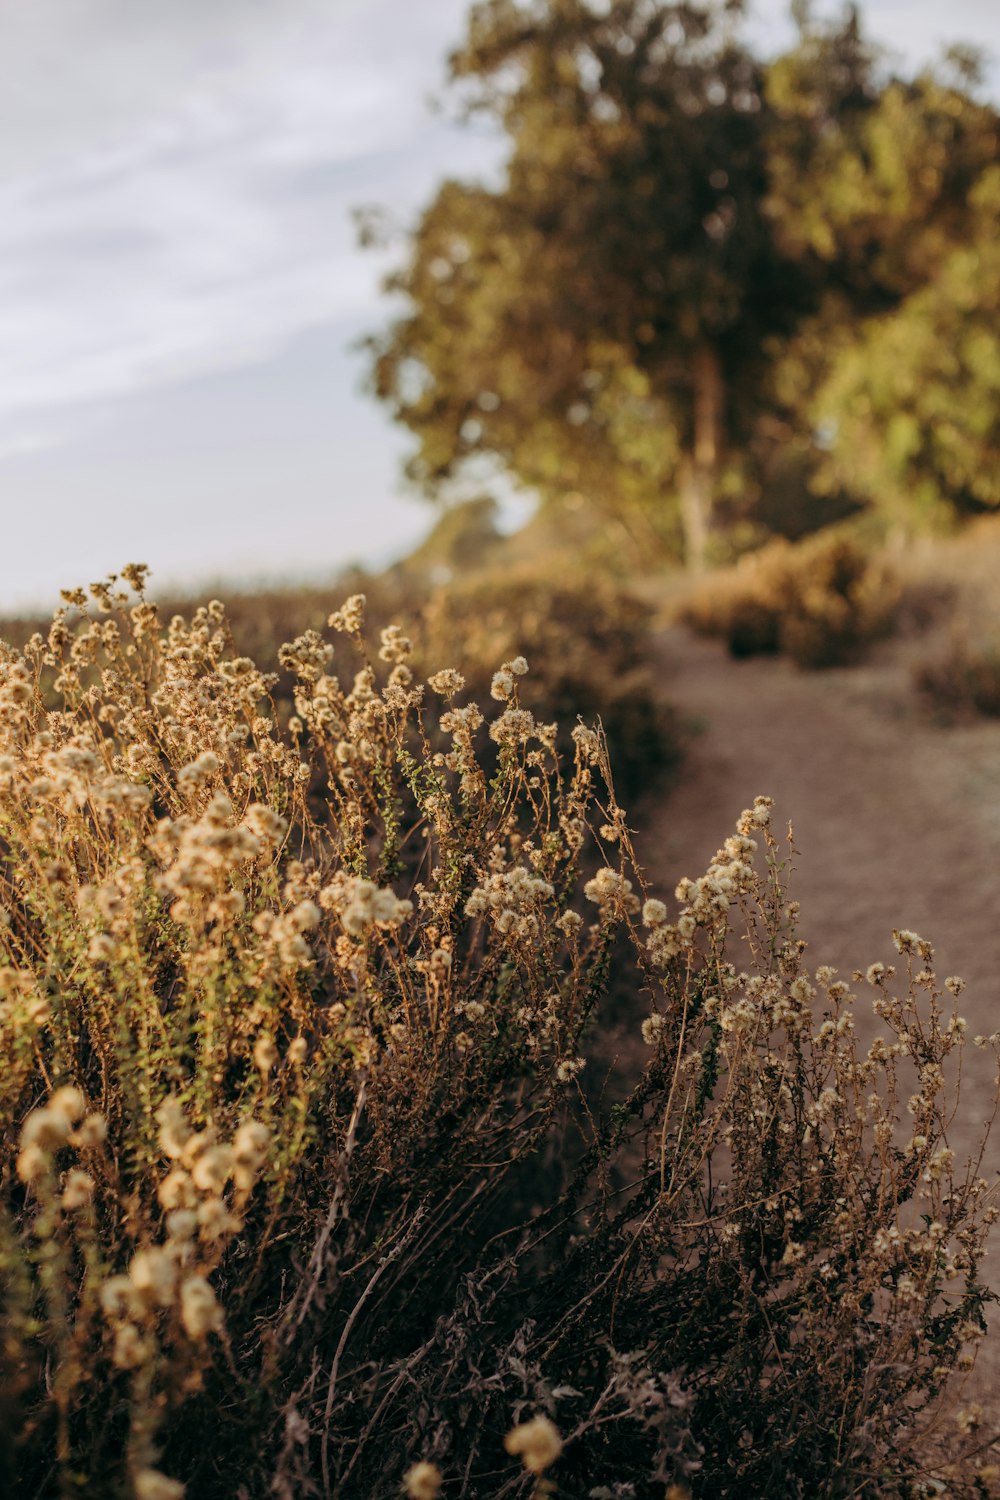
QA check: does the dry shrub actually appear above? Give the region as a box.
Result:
[165,567,679,806]
[681,533,900,668]
[915,633,1000,722]
[1,567,998,1500]
[413,568,680,803]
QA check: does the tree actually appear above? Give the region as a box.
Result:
[765,46,1000,528]
[365,1,1000,564]
[368,0,812,569]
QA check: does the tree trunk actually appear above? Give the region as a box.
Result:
[679,343,724,572]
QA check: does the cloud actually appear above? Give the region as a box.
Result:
[0,0,499,448]
[0,0,995,468]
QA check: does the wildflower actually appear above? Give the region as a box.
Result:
[642,1013,666,1045]
[165,1210,198,1242]
[642,898,667,926]
[556,1057,584,1083]
[156,1098,192,1160]
[491,668,515,701]
[327,593,366,633]
[489,707,535,745]
[583,867,637,914]
[244,803,287,845]
[749,795,772,827]
[253,1035,278,1074]
[112,1323,150,1370]
[197,1197,242,1241]
[956,1404,983,1435]
[180,1276,224,1339]
[378,624,412,664]
[190,1145,233,1194]
[62,1169,94,1210]
[504,1414,563,1473]
[99,1275,143,1322]
[49,1086,87,1123]
[16,1144,49,1184]
[924,1147,954,1181]
[158,1168,195,1211]
[571,724,600,762]
[233,1121,269,1191]
[133,1470,185,1500]
[403,1462,443,1500]
[21,1107,72,1153]
[427,668,465,697]
[128,1248,177,1308]
[440,703,484,736]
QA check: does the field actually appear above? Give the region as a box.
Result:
[3,518,1000,1499]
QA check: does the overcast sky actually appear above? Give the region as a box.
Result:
[1,0,997,612]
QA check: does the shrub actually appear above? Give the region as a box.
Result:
[119,563,678,807]
[413,568,680,803]
[1,568,997,1499]
[680,533,899,668]
[915,633,1000,721]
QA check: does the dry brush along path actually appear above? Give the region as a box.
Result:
[626,625,1000,1407]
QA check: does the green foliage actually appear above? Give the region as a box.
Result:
[366,0,805,566]
[680,531,899,667]
[364,0,1000,559]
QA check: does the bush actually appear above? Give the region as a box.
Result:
[680,533,899,668]
[915,633,1000,721]
[149,566,680,807]
[1,568,998,1499]
[413,568,680,803]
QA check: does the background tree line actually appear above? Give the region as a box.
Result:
[363,0,1000,569]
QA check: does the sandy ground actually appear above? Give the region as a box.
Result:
[629,624,1000,1414]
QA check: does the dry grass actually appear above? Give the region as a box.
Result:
[1,566,999,1499]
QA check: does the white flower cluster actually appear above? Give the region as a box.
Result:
[643,801,773,967]
[150,795,282,916]
[465,866,555,941]
[583,866,640,916]
[16,1086,106,1187]
[490,654,529,701]
[318,872,413,936]
[327,593,366,634]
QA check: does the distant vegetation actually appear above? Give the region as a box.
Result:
[678,531,899,667]
[364,0,1000,568]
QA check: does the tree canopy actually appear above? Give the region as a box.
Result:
[364,0,1000,565]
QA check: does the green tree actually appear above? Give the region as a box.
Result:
[365,0,1000,562]
[367,0,812,569]
[766,44,1000,528]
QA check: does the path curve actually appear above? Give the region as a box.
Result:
[635,627,1000,1408]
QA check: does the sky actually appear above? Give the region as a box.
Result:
[1,0,998,612]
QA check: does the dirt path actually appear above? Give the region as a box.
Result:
[645,628,1000,1006]
[633,625,1000,1404]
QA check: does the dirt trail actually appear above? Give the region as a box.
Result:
[645,629,1000,1009]
[633,625,1000,1401]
